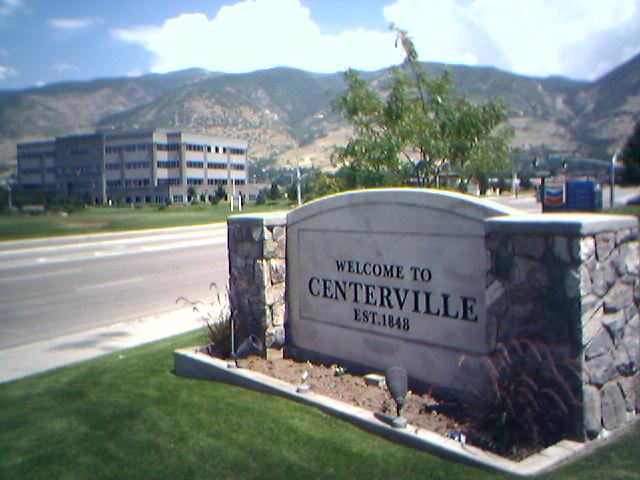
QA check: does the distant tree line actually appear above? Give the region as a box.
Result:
[622,120,640,184]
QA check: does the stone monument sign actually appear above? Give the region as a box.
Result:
[227,188,639,438]
[286,189,516,391]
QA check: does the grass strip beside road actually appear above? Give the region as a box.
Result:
[0,201,290,241]
[0,330,639,480]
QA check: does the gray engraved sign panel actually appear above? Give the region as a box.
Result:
[286,189,516,388]
[298,229,486,352]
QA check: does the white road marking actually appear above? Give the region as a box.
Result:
[76,277,143,292]
[0,268,83,283]
[0,225,227,257]
[0,237,226,271]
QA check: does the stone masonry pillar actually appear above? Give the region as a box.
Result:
[227,212,287,352]
[485,214,639,440]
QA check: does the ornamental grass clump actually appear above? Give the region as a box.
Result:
[459,338,581,457]
[177,283,243,359]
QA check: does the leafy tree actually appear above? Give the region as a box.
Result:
[286,169,340,204]
[268,181,281,200]
[333,25,512,191]
[0,188,10,212]
[621,120,640,184]
[11,185,28,209]
[33,188,47,206]
[255,189,267,205]
[215,185,227,201]
[187,186,199,203]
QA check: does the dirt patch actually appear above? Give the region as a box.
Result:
[240,355,466,437]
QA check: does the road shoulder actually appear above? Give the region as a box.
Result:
[0,306,209,384]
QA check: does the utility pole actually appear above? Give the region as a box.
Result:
[226,148,232,211]
[610,151,618,208]
[296,163,302,207]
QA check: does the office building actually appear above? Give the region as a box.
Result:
[17,129,249,204]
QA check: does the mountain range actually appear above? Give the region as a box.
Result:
[1,53,639,178]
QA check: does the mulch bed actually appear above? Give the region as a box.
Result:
[239,355,467,437]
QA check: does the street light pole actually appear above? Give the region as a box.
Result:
[296,164,302,207]
[610,151,618,208]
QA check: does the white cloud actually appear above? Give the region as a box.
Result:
[48,16,102,31]
[384,0,640,79]
[113,0,640,80]
[114,0,401,74]
[52,63,79,73]
[0,64,18,80]
[0,0,22,17]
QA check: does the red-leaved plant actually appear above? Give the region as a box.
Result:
[457,338,582,457]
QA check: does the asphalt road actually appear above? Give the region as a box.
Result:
[0,225,229,350]
[2,186,637,353]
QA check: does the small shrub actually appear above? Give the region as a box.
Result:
[268,181,281,200]
[177,284,246,359]
[458,338,581,457]
[215,185,227,201]
[200,314,234,358]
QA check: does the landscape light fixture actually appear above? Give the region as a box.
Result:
[296,371,310,393]
[229,334,264,368]
[385,366,409,429]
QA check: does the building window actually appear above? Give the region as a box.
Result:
[157,178,180,186]
[125,161,150,170]
[107,180,122,187]
[187,178,203,185]
[186,161,204,169]
[105,144,150,154]
[172,194,184,203]
[207,178,228,186]
[156,143,180,151]
[157,160,180,169]
[206,162,244,170]
[124,179,150,187]
[185,143,207,152]
[18,151,54,160]
[222,146,246,155]
[106,163,121,171]
[20,167,42,175]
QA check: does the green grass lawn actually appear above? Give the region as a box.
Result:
[0,330,638,480]
[0,201,290,241]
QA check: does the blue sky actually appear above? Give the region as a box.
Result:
[1,0,639,90]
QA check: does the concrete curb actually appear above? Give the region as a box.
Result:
[174,347,597,476]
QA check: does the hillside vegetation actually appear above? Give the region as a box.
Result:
[1,54,639,175]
